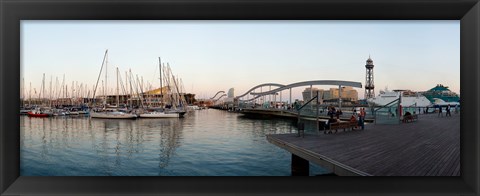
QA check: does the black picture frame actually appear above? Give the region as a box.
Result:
[1,0,479,195]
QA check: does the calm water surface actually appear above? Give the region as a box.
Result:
[21,109,327,176]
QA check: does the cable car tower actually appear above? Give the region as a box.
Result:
[365,56,375,99]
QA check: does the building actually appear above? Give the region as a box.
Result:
[302,87,324,102]
[302,86,358,104]
[331,86,359,102]
[227,88,234,98]
[224,88,235,103]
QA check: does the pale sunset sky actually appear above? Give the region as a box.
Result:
[21,20,460,101]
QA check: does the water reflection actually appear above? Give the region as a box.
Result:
[21,110,325,176]
[21,116,183,175]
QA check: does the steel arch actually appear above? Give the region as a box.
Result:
[235,83,285,99]
[249,80,362,96]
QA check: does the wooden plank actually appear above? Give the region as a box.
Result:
[266,114,460,176]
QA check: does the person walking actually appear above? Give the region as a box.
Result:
[438,106,443,117]
[446,104,451,117]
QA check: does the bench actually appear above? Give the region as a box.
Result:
[325,121,357,134]
[402,114,418,123]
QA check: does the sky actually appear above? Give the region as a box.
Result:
[21,20,460,101]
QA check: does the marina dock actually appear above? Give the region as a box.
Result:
[266,113,460,176]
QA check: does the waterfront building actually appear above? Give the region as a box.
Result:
[183,94,196,105]
[224,88,235,103]
[329,86,359,102]
[93,86,193,107]
[302,86,358,104]
[302,87,323,102]
[227,88,235,98]
[196,99,215,107]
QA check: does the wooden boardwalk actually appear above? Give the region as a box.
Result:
[266,113,460,176]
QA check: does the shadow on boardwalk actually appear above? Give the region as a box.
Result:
[267,113,460,176]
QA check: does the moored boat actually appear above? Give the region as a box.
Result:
[165,108,186,117]
[27,108,52,117]
[52,108,66,116]
[68,111,80,115]
[20,109,31,115]
[90,108,137,119]
[367,89,432,107]
[139,111,179,118]
[27,112,50,117]
[186,105,200,111]
[78,110,90,115]
[420,84,460,103]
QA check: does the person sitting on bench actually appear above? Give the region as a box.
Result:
[350,114,357,129]
[327,116,337,128]
[404,111,412,122]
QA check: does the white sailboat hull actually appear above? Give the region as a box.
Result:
[139,112,179,118]
[90,111,137,119]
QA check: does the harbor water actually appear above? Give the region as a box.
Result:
[20,109,328,176]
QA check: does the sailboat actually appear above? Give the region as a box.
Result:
[163,62,187,117]
[90,107,137,119]
[139,57,181,118]
[90,50,137,119]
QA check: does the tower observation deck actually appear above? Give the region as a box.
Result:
[365,56,375,99]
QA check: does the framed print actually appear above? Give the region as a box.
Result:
[1,0,479,195]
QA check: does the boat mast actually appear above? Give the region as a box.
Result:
[49,76,52,107]
[116,67,120,107]
[91,49,108,108]
[29,82,31,106]
[41,73,45,106]
[164,63,174,108]
[21,77,24,107]
[28,82,32,106]
[101,81,104,107]
[141,76,144,106]
[61,74,65,106]
[129,69,133,108]
[172,75,182,108]
[105,51,108,107]
[135,75,145,109]
[65,84,68,106]
[159,57,163,107]
[71,81,74,106]
[125,71,129,108]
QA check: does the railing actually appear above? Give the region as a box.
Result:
[374,98,400,125]
[295,94,321,134]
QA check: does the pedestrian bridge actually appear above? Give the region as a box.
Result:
[234,80,362,108]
